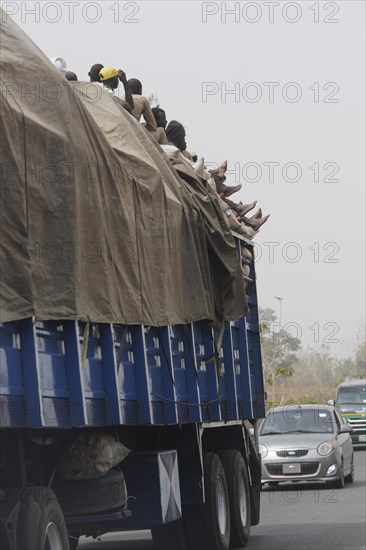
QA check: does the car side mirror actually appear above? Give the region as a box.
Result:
[338,425,352,434]
[327,399,335,406]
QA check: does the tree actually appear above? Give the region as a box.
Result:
[259,307,302,405]
[334,331,366,382]
[289,346,339,403]
[280,331,365,404]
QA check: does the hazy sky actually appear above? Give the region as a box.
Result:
[3,0,365,358]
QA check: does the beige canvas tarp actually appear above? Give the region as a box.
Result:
[0,11,248,327]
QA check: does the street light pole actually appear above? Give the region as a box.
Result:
[271,296,284,407]
[274,296,283,328]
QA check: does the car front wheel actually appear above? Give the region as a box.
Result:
[333,461,345,489]
[345,457,354,483]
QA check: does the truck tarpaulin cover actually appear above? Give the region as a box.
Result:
[0,12,248,327]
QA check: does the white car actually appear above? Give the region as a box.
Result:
[259,404,354,488]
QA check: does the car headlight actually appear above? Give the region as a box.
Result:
[259,444,268,458]
[317,441,334,456]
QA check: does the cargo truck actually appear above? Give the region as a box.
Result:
[0,234,264,550]
[0,11,265,550]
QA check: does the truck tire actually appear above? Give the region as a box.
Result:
[68,535,79,550]
[151,519,187,550]
[218,450,251,548]
[185,452,230,550]
[17,487,69,550]
[53,468,127,516]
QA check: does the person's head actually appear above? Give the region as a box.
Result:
[152,108,167,129]
[127,78,142,95]
[166,120,187,152]
[65,71,78,82]
[50,57,67,74]
[99,66,119,89]
[88,63,104,82]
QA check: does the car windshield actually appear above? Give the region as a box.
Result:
[337,388,366,404]
[261,409,335,435]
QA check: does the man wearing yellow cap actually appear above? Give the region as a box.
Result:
[99,66,134,112]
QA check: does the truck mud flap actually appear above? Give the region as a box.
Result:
[247,432,261,526]
[120,450,182,529]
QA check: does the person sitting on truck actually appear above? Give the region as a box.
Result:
[209,162,270,230]
[209,161,242,198]
[65,71,78,81]
[149,107,168,144]
[126,78,162,138]
[152,107,168,130]
[89,63,104,83]
[161,121,195,167]
[162,126,269,237]
[166,120,188,153]
[50,57,68,74]
[98,66,134,113]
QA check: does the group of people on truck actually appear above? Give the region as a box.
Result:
[52,57,270,241]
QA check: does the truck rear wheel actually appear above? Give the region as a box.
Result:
[17,487,69,550]
[185,452,230,550]
[68,535,79,550]
[218,450,251,548]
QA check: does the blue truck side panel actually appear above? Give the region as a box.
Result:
[0,319,264,428]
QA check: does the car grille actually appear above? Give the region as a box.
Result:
[345,418,366,433]
[267,463,319,476]
[276,449,309,458]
